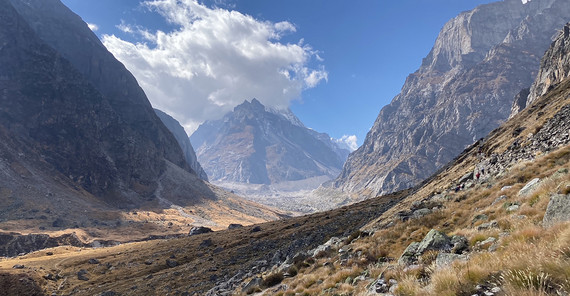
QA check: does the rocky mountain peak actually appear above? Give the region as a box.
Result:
[333,0,570,198]
[235,98,265,112]
[191,99,349,186]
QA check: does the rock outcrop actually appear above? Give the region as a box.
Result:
[333,0,570,198]
[398,229,468,265]
[543,194,570,227]
[154,109,208,181]
[0,232,84,257]
[191,99,349,185]
[517,22,570,114]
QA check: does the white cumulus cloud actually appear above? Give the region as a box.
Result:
[102,0,327,134]
[333,135,359,152]
[87,23,99,31]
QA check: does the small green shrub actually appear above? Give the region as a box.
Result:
[262,272,284,288]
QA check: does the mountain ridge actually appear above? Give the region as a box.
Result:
[333,0,570,198]
[0,0,282,243]
[154,109,209,181]
[191,99,349,186]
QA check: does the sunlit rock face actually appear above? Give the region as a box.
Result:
[334,0,570,198]
[191,99,349,185]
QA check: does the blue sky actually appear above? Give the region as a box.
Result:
[61,0,497,149]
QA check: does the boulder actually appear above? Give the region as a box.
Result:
[77,269,89,281]
[398,230,454,265]
[311,237,341,257]
[166,259,178,268]
[250,226,262,233]
[543,194,570,227]
[416,229,451,254]
[472,214,489,224]
[398,242,420,265]
[451,235,469,254]
[491,195,507,205]
[477,221,499,231]
[459,172,474,184]
[189,226,213,236]
[243,277,262,293]
[435,253,468,268]
[506,204,520,212]
[228,224,243,229]
[518,178,541,196]
[476,237,497,250]
[412,208,432,219]
[369,278,390,293]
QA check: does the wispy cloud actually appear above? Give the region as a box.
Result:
[102,0,327,134]
[87,22,99,31]
[333,135,359,152]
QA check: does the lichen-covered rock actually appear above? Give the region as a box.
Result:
[416,229,451,255]
[311,237,341,257]
[518,178,541,196]
[451,235,469,254]
[398,242,420,265]
[412,208,432,219]
[543,194,570,227]
[435,253,468,268]
[398,230,455,265]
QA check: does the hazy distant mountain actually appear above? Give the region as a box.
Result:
[191,99,350,185]
[333,0,570,198]
[154,109,208,181]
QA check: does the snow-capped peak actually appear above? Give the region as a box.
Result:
[265,106,305,128]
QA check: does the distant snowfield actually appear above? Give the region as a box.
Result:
[213,176,352,214]
[522,0,532,4]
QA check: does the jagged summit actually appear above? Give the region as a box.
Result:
[235,98,265,112]
[333,0,570,198]
[191,99,349,186]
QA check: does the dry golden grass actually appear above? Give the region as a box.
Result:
[1,79,569,295]
[278,141,570,295]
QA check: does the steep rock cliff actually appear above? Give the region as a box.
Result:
[526,23,570,107]
[155,109,208,181]
[333,0,570,197]
[0,0,208,208]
